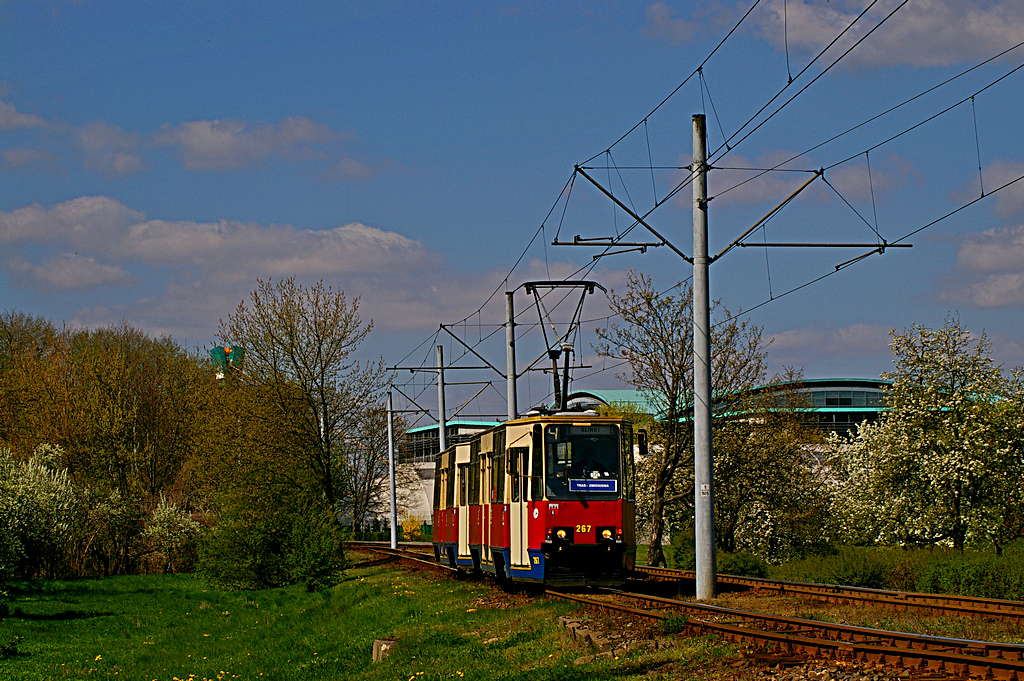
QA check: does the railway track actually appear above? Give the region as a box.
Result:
[549,588,1024,680]
[346,542,451,573]
[635,566,1024,621]
[348,542,1024,678]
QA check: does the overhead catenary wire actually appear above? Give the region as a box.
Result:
[581,0,766,166]
[392,4,1024,419]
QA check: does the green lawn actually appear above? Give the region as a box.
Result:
[0,554,733,680]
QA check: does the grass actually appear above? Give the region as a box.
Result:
[0,554,740,680]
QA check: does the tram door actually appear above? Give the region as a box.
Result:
[456,446,471,557]
[508,446,530,567]
[457,462,470,557]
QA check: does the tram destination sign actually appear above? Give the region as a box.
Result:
[568,425,614,436]
[569,479,617,492]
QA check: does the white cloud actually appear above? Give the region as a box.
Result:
[8,253,136,290]
[756,0,1024,69]
[75,122,144,176]
[825,153,919,202]
[644,3,698,44]
[939,223,1024,308]
[983,160,1024,220]
[324,156,374,181]
[770,322,893,358]
[0,101,46,131]
[0,196,555,341]
[679,149,909,205]
[0,196,145,248]
[1,147,54,170]
[152,116,341,170]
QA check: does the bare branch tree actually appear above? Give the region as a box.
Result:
[596,270,766,566]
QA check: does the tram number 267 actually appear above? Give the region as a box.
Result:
[575,524,592,533]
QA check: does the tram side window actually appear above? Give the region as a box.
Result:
[446,462,456,509]
[458,464,468,506]
[469,455,480,504]
[491,453,505,503]
[531,446,543,501]
[490,454,499,503]
[508,449,519,503]
[622,423,635,502]
[433,461,443,510]
[509,447,529,503]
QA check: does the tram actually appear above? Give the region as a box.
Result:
[432,411,638,586]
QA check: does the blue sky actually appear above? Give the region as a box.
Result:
[3,1,1024,419]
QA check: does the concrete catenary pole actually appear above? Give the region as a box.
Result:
[505,291,518,421]
[386,391,398,549]
[692,113,717,600]
[436,345,447,453]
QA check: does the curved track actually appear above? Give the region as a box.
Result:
[549,588,1024,680]
[636,566,1024,621]
[348,542,1024,679]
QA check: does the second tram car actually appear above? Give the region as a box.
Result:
[432,411,637,586]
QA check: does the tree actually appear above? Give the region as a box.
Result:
[712,375,830,561]
[831,318,1022,552]
[218,278,389,513]
[334,405,417,532]
[595,270,767,566]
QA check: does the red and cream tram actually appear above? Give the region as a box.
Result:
[432,412,637,586]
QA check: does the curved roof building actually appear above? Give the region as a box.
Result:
[565,377,890,436]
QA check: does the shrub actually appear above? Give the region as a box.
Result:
[661,615,688,634]
[0,445,87,579]
[143,494,203,574]
[401,516,424,542]
[718,551,768,578]
[286,505,344,592]
[0,634,22,659]
[200,513,289,589]
[666,526,695,570]
[770,546,890,588]
[917,554,1024,600]
[87,489,145,576]
[200,500,343,591]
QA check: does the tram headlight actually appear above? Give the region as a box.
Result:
[556,529,567,540]
[601,529,613,540]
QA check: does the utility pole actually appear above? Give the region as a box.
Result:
[692,113,716,600]
[436,345,447,453]
[505,291,518,421]
[386,392,398,549]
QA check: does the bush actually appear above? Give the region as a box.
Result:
[200,514,290,589]
[0,445,87,579]
[200,500,343,591]
[718,551,768,578]
[917,554,1024,600]
[143,494,203,574]
[666,526,695,570]
[285,506,344,592]
[87,489,145,576]
[401,516,425,542]
[0,634,22,659]
[770,546,890,588]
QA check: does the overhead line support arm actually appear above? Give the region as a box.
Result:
[439,324,507,378]
[712,169,823,263]
[573,165,693,263]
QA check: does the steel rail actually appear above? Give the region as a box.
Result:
[603,588,1024,661]
[636,566,1024,620]
[345,542,453,573]
[547,589,1024,679]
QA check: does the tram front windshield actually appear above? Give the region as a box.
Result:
[544,424,621,500]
